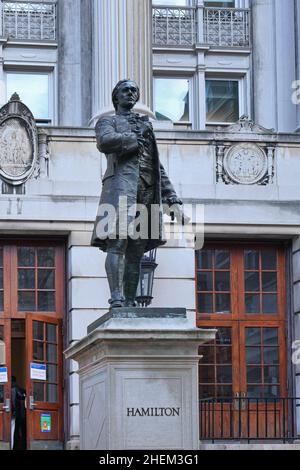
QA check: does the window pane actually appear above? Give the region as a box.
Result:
[199,345,214,364]
[0,291,3,311]
[245,272,260,292]
[198,293,213,313]
[33,341,44,361]
[155,78,189,122]
[0,385,4,403]
[244,251,259,270]
[46,384,57,403]
[263,328,278,346]
[247,385,263,399]
[18,247,35,267]
[217,385,233,399]
[38,270,55,289]
[217,366,232,384]
[33,321,44,341]
[46,324,57,343]
[33,382,45,402]
[216,328,232,345]
[197,250,213,269]
[197,272,213,291]
[199,385,215,399]
[263,386,279,399]
[215,272,230,292]
[215,293,231,313]
[247,367,262,384]
[0,269,3,289]
[261,250,277,270]
[47,364,57,382]
[199,366,215,383]
[246,347,261,364]
[261,272,277,293]
[153,0,187,4]
[264,366,279,384]
[0,249,3,266]
[7,73,49,120]
[246,328,261,346]
[205,1,235,6]
[216,346,232,364]
[37,248,55,267]
[245,294,260,314]
[46,343,57,363]
[18,269,35,289]
[214,250,230,269]
[18,291,35,311]
[263,347,279,365]
[206,80,239,123]
[262,294,278,314]
[0,325,3,340]
[38,291,55,312]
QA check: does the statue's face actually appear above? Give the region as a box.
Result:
[115,81,139,110]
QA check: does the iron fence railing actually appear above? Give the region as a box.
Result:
[152,5,250,47]
[199,397,300,443]
[1,0,57,40]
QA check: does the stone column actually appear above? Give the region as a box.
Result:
[295,0,300,132]
[252,0,296,132]
[57,0,92,126]
[91,0,154,124]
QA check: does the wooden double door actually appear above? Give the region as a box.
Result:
[197,243,288,440]
[0,241,64,450]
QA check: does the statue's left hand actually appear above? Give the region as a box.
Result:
[167,197,191,225]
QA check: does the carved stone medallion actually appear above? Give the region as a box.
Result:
[0,94,38,185]
[223,143,268,185]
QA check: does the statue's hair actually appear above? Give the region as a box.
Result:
[112,79,140,110]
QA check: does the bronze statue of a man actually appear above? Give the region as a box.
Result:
[91,79,184,308]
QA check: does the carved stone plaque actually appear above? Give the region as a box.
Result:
[0,94,38,185]
[0,118,32,178]
[223,143,268,185]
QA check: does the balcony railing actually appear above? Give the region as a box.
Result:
[152,5,250,48]
[199,397,300,443]
[0,1,57,41]
[152,5,196,47]
[204,7,250,47]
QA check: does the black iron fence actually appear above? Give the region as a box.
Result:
[199,397,300,443]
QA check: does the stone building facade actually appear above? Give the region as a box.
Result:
[0,0,299,450]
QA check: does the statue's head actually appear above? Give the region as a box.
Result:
[112,79,140,111]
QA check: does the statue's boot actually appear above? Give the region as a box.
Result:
[105,252,125,308]
[123,261,140,307]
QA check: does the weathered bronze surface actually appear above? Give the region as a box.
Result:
[91,80,184,308]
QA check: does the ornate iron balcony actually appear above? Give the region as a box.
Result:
[1,1,57,41]
[153,5,250,48]
[204,7,250,47]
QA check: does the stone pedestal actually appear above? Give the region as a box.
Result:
[65,308,216,450]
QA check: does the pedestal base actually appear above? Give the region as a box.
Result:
[65,308,216,450]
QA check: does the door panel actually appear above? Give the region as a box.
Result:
[26,314,63,446]
[0,320,11,448]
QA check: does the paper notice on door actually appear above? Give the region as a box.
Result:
[0,367,8,383]
[41,414,51,433]
[30,363,46,381]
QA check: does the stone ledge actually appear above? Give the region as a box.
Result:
[87,307,187,333]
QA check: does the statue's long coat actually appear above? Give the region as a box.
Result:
[91,113,178,253]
